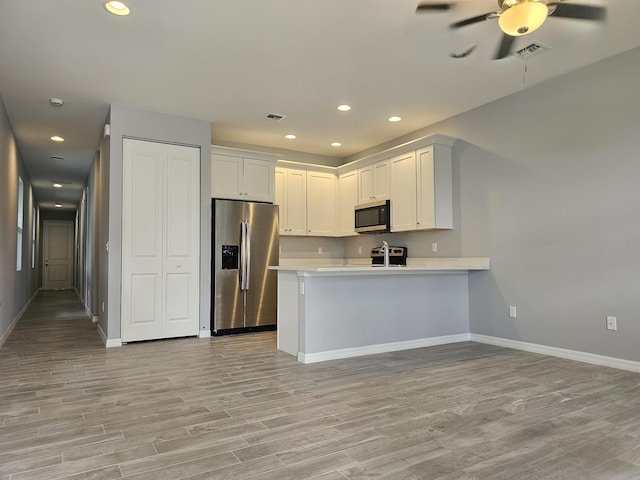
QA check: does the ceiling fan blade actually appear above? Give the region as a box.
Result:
[416,3,454,12]
[450,13,493,29]
[548,3,606,21]
[493,34,516,60]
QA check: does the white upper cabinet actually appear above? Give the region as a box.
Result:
[416,145,453,230]
[337,170,358,237]
[275,167,307,236]
[211,147,276,203]
[357,159,389,204]
[390,151,418,232]
[273,134,455,237]
[307,171,337,236]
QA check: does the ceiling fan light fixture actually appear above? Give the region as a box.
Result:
[499,1,548,36]
[104,1,131,16]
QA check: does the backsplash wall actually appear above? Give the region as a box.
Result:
[279,236,345,261]
[279,229,462,262]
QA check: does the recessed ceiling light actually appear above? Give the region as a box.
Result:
[50,136,64,142]
[331,142,342,147]
[388,116,402,122]
[54,203,62,208]
[337,105,351,112]
[105,1,131,16]
[53,183,63,188]
[49,98,64,107]
[284,134,296,140]
[50,156,64,160]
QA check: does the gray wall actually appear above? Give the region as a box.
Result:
[338,47,640,362]
[459,48,640,361]
[103,105,211,340]
[84,152,100,319]
[0,95,39,345]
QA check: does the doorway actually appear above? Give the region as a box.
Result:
[42,220,74,290]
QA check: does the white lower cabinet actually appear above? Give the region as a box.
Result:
[307,171,336,236]
[275,167,307,235]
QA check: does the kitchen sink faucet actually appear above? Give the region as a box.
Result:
[381,240,390,268]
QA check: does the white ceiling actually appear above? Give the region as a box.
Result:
[1,0,638,210]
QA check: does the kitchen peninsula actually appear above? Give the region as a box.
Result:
[272,258,490,363]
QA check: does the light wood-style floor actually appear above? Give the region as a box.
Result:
[2,291,640,480]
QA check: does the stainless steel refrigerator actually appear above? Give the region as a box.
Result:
[211,199,279,334]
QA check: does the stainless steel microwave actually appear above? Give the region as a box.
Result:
[354,200,390,234]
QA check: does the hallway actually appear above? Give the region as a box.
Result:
[2,292,640,480]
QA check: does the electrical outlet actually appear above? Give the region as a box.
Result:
[509,306,517,318]
[606,316,617,331]
[358,246,362,255]
[317,246,323,254]
[432,242,438,253]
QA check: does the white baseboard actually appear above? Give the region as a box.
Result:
[298,333,471,364]
[198,330,211,338]
[85,306,99,323]
[470,334,640,373]
[0,289,39,348]
[1,307,24,348]
[97,323,122,348]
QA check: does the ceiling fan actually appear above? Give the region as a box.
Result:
[416,0,606,59]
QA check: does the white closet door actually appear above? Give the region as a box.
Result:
[122,139,200,342]
[162,148,200,338]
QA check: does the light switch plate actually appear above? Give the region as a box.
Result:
[606,315,617,331]
[509,306,517,318]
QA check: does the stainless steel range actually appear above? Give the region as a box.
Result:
[371,246,407,266]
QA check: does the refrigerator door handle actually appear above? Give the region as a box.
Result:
[240,221,248,290]
[245,221,251,289]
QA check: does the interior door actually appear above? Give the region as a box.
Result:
[42,221,74,290]
[121,138,200,342]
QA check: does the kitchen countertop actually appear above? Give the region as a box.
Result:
[270,258,490,276]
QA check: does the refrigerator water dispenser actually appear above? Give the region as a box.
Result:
[221,245,239,270]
